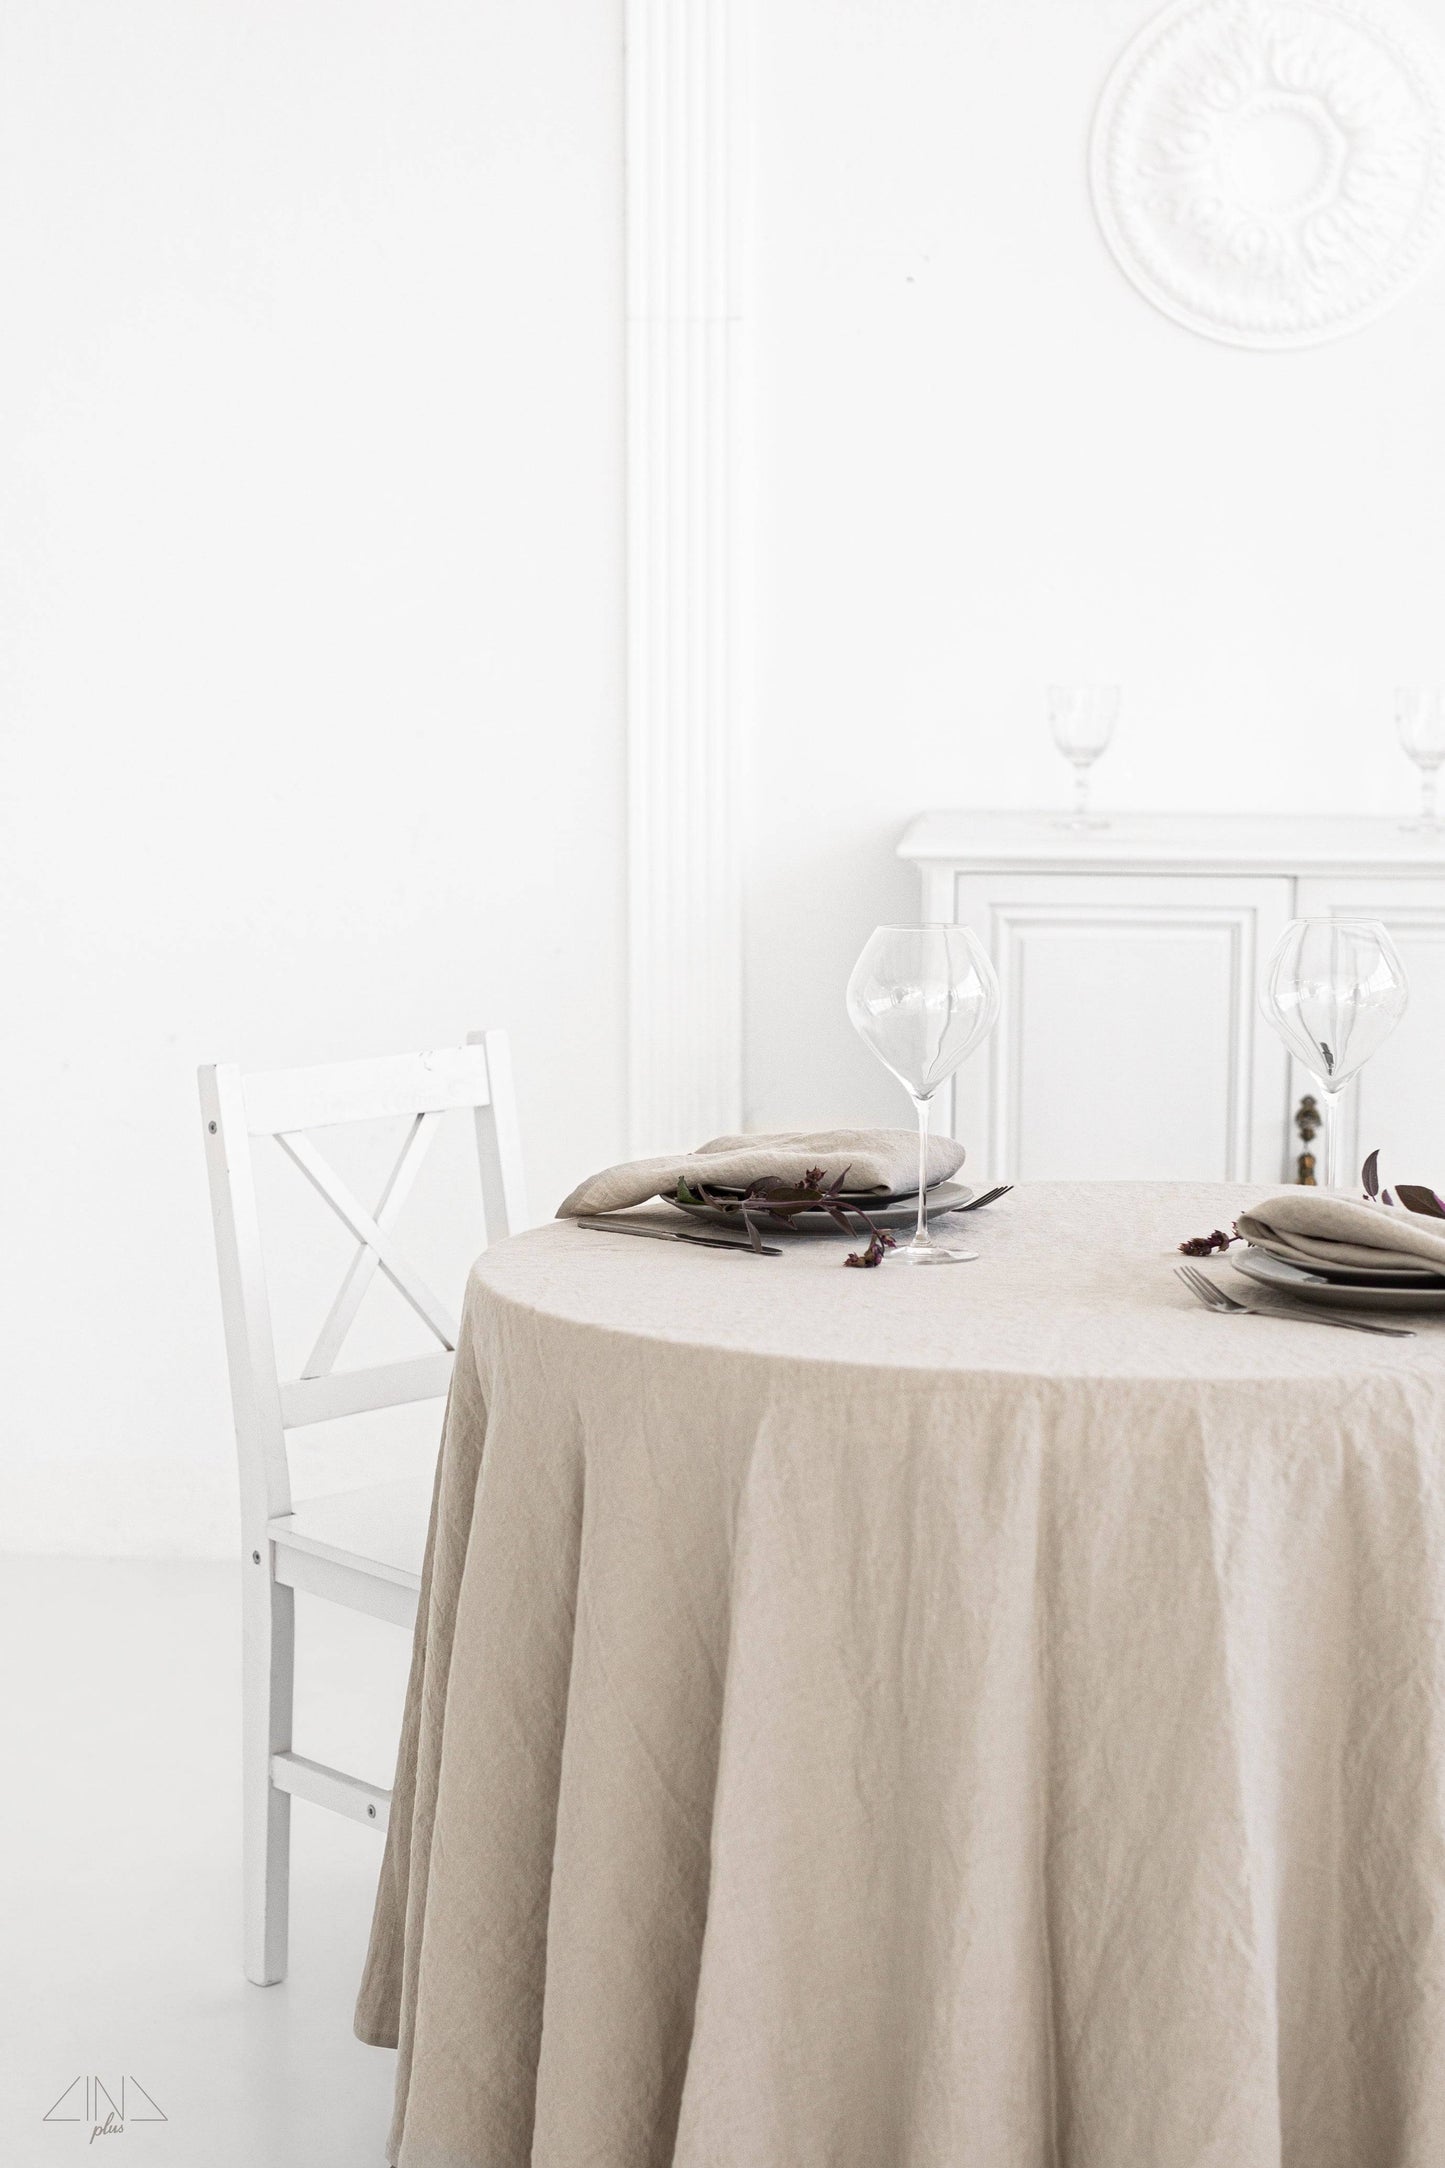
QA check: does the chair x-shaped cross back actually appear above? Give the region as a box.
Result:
[276,1113,461,1381]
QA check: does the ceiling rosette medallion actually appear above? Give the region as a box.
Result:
[1091,0,1445,346]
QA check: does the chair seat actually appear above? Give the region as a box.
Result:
[268,1474,432,1592]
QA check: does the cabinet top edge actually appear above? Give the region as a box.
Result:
[898,810,1445,874]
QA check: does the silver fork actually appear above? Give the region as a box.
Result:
[1174,1263,1414,1338]
[950,1183,1013,1213]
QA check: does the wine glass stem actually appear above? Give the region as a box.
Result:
[1073,763,1089,821]
[1320,1085,1343,1190]
[913,1093,932,1247]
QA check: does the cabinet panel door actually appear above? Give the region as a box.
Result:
[952,875,1292,1183]
[1294,880,1445,1182]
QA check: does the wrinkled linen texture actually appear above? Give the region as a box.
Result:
[356,1181,1445,2168]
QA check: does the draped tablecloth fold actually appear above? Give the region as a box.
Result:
[357,1182,1445,2168]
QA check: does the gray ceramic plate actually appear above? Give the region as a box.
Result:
[665,1180,975,1234]
[1243,1245,1443,1283]
[1231,1245,1445,1312]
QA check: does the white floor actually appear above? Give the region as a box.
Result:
[0,1559,414,2167]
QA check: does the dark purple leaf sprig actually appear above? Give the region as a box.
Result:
[1360,1148,1445,1218]
[1179,1151,1445,1259]
[673,1164,899,1266]
[844,1227,898,1269]
[1178,1226,1238,1257]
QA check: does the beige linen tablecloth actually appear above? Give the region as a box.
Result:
[356,1182,1445,2168]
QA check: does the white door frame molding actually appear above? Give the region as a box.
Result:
[625,0,751,1152]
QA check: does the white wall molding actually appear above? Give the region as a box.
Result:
[625,0,750,1151]
[1091,0,1445,350]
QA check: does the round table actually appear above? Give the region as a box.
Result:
[356,1182,1445,2168]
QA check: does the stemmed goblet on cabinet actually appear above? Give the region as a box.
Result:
[1049,685,1119,830]
[1397,688,1445,832]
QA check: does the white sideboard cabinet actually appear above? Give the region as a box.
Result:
[898,813,1445,1187]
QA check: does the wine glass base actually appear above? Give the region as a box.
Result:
[1399,817,1445,835]
[891,1241,979,1265]
[1054,815,1111,832]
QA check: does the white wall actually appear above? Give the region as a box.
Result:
[12,0,1445,1552]
[743,0,1445,1131]
[0,0,625,1554]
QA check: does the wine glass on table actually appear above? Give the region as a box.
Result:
[1397,687,1445,832]
[846,925,1000,1264]
[1261,918,1409,1192]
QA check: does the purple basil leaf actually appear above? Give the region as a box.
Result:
[1362,1149,1380,1200]
[1395,1184,1445,1220]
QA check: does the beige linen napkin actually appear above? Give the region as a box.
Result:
[557,1128,966,1220]
[1236,1191,1445,1276]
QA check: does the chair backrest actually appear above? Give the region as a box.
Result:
[199,1030,527,1536]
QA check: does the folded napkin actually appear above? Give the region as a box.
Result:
[557,1128,966,1220]
[1235,1191,1445,1277]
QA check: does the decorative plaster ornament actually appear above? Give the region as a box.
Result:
[1090,0,1445,347]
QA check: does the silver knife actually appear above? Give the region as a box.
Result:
[576,1215,782,1256]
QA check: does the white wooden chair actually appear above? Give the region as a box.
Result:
[198,1032,527,1985]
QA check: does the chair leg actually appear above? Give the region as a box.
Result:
[242,1548,295,1985]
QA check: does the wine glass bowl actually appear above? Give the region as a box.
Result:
[1049,685,1119,830]
[1261,918,1409,1190]
[846,925,1000,1264]
[1396,687,1445,832]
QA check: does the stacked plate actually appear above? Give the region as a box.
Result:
[666,1181,974,1234]
[1231,1245,1445,1314]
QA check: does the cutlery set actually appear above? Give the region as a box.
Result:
[1174,1262,1414,1338]
[577,1216,784,1256]
[579,1184,1014,1258]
